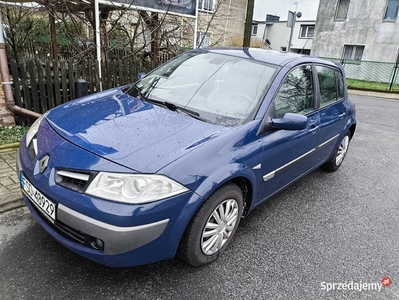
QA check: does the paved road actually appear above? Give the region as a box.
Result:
[1,95,399,300]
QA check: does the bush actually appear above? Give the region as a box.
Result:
[0,126,29,145]
[228,36,267,48]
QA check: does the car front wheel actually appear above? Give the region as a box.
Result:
[178,183,243,267]
[322,132,351,172]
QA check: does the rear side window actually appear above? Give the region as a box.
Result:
[335,69,344,100]
[316,66,345,107]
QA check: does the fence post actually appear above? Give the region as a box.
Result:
[389,63,398,91]
[75,79,88,98]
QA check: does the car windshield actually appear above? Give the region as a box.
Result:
[131,52,277,127]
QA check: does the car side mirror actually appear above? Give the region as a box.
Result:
[137,73,146,80]
[271,113,308,130]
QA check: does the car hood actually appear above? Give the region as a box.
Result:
[45,87,230,173]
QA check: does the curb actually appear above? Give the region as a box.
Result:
[0,142,20,150]
[348,89,399,100]
[0,193,25,214]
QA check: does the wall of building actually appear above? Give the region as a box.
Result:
[197,0,246,47]
[109,0,246,51]
[252,20,315,53]
[312,0,399,62]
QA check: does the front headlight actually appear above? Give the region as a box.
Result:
[85,172,189,204]
[26,115,44,148]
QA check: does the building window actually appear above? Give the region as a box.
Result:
[198,0,214,12]
[335,0,350,21]
[299,25,315,38]
[252,24,258,35]
[197,32,211,48]
[384,0,399,20]
[342,45,365,61]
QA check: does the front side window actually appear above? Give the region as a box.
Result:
[274,65,314,118]
[300,25,315,38]
[384,0,399,19]
[133,52,277,127]
[335,0,350,21]
[316,66,345,107]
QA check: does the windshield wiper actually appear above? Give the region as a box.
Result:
[134,85,206,121]
[166,102,208,122]
[155,99,206,121]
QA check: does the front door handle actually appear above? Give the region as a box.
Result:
[338,112,346,119]
[309,126,319,134]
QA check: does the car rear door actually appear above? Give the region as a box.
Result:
[255,64,321,205]
[312,65,349,162]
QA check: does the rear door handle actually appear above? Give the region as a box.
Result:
[338,112,346,119]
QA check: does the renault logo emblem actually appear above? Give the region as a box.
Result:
[39,155,49,174]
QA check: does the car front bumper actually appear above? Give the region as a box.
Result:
[56,203,169,255]
[17,124,203,267]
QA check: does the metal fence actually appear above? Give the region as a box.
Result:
[321,57,399,91]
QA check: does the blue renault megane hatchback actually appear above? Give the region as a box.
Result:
[17,48,356,267]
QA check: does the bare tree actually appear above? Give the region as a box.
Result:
[4,0,240,64]
[1,4,49,64]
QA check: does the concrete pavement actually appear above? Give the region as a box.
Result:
[0,148,24,213]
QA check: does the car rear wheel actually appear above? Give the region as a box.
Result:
[178,183,243,267]
[322,132,351,172]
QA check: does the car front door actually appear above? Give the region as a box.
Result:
[255,64,321,205]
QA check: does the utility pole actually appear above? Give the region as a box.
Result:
[49,13,58,60]
[243,0,255,47]
[287,5,302,52]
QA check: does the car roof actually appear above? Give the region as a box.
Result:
[201,47,338,68]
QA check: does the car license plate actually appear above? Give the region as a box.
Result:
[20,173,56,221]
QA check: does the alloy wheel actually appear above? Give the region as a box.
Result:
[336,135,350,165]
[201,199,239,255]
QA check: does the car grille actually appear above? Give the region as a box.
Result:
[29,201,103,251]
[55,169,97,193]
[27,134,37,161]
[56,220,86,244]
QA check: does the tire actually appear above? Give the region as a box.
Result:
[322,132,351,172]
[178,183,243,267]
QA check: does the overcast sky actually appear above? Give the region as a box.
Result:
[253,0,320,21]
